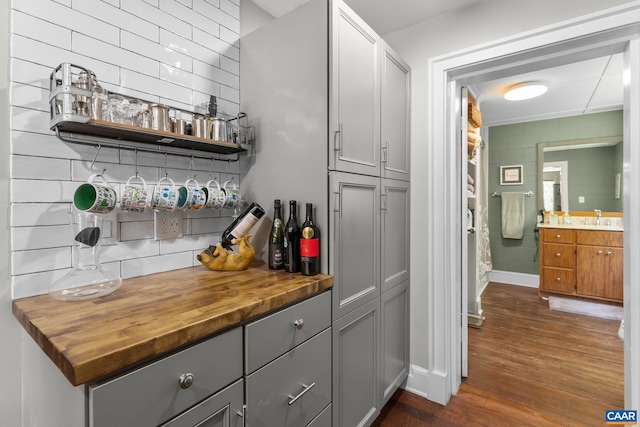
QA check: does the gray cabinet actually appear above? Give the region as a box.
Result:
[330,0,381,177]
[245,292,332,427]
[332,298,380,427]
[330,171,381,319]
[381,179,410,292]
[88,328,243,427]
[381,280,410,405]
[381,42,411,181]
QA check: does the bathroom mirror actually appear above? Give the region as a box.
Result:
[537,136,623,213]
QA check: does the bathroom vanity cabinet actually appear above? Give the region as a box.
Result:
[539,226,623,302]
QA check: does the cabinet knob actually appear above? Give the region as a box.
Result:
[556,253,561,258]
[607,251,613,256]
[597,250,603,255]
[178,372,195,389]
[556,234,561,239]
[556,277,561,282]
[294,319,304,330]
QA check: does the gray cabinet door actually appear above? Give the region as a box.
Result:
[381,179,410,293]
[332,297,380,427]
[330,0,381,176]
[330,171,381,319]
[381,280,410,405]
[381,41,411,181]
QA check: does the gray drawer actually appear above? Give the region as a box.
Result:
[307,404,332,427]
[89,327,242,427]
[245,290,331,373]
[246,328,332,427]
[160,379,244,427]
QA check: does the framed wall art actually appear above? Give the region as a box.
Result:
[500,165,523,185]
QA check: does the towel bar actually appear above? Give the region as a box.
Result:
[492,191,533,197]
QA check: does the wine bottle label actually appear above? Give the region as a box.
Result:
[232,213,261,238]
[302,226,314,239]
[300,238,319,257]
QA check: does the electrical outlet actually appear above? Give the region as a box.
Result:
[154,211,183,240]
[101,211,119,246]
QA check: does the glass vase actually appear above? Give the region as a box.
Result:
[49,212,122,301]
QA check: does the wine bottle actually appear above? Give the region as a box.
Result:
[220,202,265,250]
[300,203,319,276]
[268,199,284,269]
[284,200,301,273]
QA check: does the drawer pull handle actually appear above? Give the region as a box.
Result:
[288,382,316,405]
[555,253,561,258]
[178,373,195,389]
[294,319,304,330]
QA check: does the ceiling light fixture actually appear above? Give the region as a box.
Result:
[504,81,548,101]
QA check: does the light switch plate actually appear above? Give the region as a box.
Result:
[101,211,119,246]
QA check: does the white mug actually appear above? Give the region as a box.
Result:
[151,177,178,212]
[202,180,226,209]
[222,180,241,209]
[120,175,148,212]
[178,178,206,211]
[73,174,117,213]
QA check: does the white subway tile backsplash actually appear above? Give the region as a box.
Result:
[121,251,194,279]
[13,0,120,46]
[120,68,192,105]
[193,59,238,89]
[73,33,160,79]
[122,0,191,40]
[10,0,243,297]
[11,179,76,204]
[72,1,160,44]
[12,11,72,51]
[11,225,70,251]
[11,203,72,227]
[12,247,71,276]
[10,84,50,113]
[122,31,192,72]
[12,155,71,180]
[193,1,238,34]
[193,27,239,61]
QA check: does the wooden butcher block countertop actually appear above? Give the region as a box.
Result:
[12,265,333,386]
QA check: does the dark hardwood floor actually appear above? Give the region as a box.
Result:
[372,282,624,427]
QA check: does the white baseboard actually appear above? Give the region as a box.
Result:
[403,364,450,406]
[487,270,539,288]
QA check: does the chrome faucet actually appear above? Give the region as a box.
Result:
[594,209,602,225]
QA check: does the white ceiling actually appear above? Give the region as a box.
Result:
[249,0,624,126]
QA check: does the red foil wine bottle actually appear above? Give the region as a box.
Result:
[300,203,319,276]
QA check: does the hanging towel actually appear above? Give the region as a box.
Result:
[501,192,525,239]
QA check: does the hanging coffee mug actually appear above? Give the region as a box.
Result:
[120,175,149,212]
[202,179,226,209]
[222,180,240,209]
[151,177,179,211]
[74,174,117,213]
[178,178,207,211]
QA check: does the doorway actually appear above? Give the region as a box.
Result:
[426,4,640,410]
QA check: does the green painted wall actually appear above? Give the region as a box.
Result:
[487,110,623,275]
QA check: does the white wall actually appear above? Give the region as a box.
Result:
[5,0,242,424]
[383,0,637,370]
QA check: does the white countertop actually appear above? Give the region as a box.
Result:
[538,223,624,232]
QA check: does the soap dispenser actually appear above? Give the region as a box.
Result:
[549,210,558,225]
[563,211,571,225]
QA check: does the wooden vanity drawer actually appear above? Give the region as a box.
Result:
[542,243,575,268]
[541,267,575,293]
[245,290,331,373]
[542,228,575,244]
[577,231,623,247]
[246,328,332,427]
[88,327,242,427]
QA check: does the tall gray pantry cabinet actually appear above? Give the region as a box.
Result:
[240,0,410,425]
